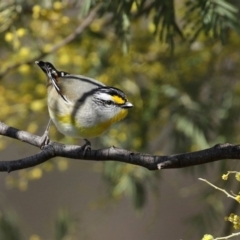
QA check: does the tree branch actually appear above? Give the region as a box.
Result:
[0,4,102,78]
[0,121,240,172]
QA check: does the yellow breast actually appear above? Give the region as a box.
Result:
[53,108,128,138]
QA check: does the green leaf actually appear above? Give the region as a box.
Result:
[132,180,146,209]
[0,211,22,240]
[213,0,238,13]
[55,209,77,240]
[79,0,93,17]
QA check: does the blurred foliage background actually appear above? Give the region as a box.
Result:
[1,0,240,239]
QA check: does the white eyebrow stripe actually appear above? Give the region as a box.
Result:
[96,92,113,101]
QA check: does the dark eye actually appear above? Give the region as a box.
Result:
[106,100,113,105]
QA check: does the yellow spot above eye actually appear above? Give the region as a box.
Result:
[112,95,125,105]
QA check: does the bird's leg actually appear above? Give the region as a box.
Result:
[81,139,91,158]
[39,119,52,149]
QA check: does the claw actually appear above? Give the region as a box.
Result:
[39,134,50,149]
[39,119,52,149]
[81,139,91,158]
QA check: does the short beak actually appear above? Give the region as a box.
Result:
[121,101,133,109]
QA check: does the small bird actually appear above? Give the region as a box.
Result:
[35,61,133,141]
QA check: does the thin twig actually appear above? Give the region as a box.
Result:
[0,4,102,78]
[198,178,237,202]
[214,232,240,240]
[43,4,101,54]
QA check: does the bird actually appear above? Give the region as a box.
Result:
[35,61,133,144]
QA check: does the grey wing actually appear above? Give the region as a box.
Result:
[60,74,105,102]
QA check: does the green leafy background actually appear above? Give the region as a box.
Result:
[1,0,240,239]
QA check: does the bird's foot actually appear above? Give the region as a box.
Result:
[39,119,52,149]
[39,130,50,149]
[81,139,91,158]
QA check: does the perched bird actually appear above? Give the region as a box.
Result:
[35,61,133,141]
